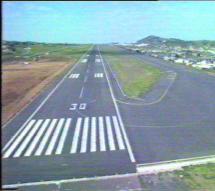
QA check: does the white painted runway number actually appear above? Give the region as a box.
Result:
[94,73,103,78]
[69,103,87,110]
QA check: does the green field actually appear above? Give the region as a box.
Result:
[101,45,163,98]
[174,163,215,190]
[2,42,91,62]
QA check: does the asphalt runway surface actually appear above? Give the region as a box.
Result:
[2,45,215,186]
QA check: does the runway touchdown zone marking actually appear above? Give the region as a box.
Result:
[94,73,104,78]
[3,116,126,158]
[68,73,80,79]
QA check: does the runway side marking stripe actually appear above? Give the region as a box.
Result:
[99,116,106,151]
[98,46,136,162]
[90,117,96,152]
[45,118,65,155]
[24,119,50,157]
[34,119,58,156]
[56,118,71,155]
[112,116,125,150]
[70,118,82,154]
[3,120,36,158]
[13,120,43,158]
[80,117,89,153]
[105,116,116,151]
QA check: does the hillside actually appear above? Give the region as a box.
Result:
[136,35,215,47]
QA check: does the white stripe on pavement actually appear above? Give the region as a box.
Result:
[45,118,65,155]
[105,116,116,151]
[3,120,36,158]
[56,118,71,155]
[82,59,87,63]
[69,74,80,79]
[80,117,89,153]
[90,117,96,152]
[112,116,125,150]
[99,117,106,151]
[13,120,43,158]
[24,119,50,157]
[34,119,58,156]
[70,118,82,154]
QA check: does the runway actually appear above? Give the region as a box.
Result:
[2,46,136,185]
[2,44,215,186]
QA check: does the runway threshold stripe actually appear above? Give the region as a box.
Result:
[3,120,36,158]
[45,118,65,155]
[99,117,106,151]
[70,118,82,154]
[112,116,125,150]
[80,117,89,153]
[34,119,58,156]
[105,116,116,151]
[13,120,43,158]
[55,118,71,155]
[90,117,96,152]
[24,119,50,157]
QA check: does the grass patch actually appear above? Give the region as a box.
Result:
[175,163,215,190]
[101,46,163,98]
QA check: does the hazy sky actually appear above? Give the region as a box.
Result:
[3,1,215,43]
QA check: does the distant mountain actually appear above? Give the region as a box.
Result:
[136,35,215,47]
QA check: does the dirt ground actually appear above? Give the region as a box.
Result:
[2,60,74,126]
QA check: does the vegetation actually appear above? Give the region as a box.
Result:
[174,163,215,190]
[2,43,91,125]
[101,46,163,98]
[2,41,90,62]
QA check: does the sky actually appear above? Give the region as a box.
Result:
[3,1,215,43]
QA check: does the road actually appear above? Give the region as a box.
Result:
[2,44,215,186]
[2,46,136,185]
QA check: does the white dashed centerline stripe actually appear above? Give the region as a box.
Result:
[99,117,106,151]
[3,120,36,158]
[24,119,50,157]
[84,75,88,83]
[35,119,58,156]
[90,117,96,152]
[56,118,71,155]
[79,87,84,98]
[112,116,125,150]
[45,118,65,155]
[80,117,89,153]
[71,118,82,154]
[13,119,43,158]
[105,116,115,151]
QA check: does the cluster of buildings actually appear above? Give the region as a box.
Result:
[123,44,215,70]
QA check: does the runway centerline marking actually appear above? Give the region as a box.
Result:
[79,87,85,99]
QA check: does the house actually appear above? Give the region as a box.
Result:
[174,58,185,64]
